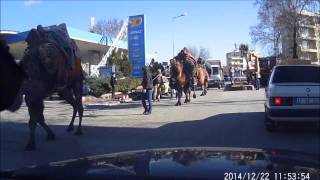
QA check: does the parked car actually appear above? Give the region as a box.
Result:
[223,75,229,81]
[160,76,170,95]
[208,65,225,89]
[264,65,320,131]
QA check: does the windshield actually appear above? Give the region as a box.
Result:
[1,0,319,179]
[272,66,320,83]
[211,67,219,75]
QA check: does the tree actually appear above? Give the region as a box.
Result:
[249,1,282,56]
[199,46,210,59]
[91,18,127,43]
[239,44,249,70]
[119,55,131,77]
[187,45,199,58]
[107,50,131,78]
[251,0,318,58]
[187,45,210,59]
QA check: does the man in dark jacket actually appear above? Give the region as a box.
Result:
[110,72,117,98]
[141,66,153,115]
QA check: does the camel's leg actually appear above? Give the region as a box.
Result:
[184,87,188,103]
[25,98,55,150]
[204,81,208,95]
[25,108,37,151]
[188,88,192,102]
[193,84,197,99]
[37,101,56,141]
[200,84,205,96]
[176,87,182,106]
[74,79,84,136]
[59,90,77,132]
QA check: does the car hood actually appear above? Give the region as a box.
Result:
[2,147,319,180]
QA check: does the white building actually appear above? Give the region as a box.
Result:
[281,10,320,64]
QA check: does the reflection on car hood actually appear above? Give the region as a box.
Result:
[2,147,319,180]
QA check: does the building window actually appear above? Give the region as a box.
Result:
[303,28,309,36]
[302,40,309,49]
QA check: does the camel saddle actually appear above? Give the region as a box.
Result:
[175,48,196,81]
[26,23,79,70]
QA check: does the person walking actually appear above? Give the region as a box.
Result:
[153,69,162,102]
[141,66,153,115]
[169,76,177,99]
[229,66,235,85]
[110,72,117,99]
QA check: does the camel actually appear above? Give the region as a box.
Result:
[195,64,208,97]
[14,26,84,151]
[170,58,192,106]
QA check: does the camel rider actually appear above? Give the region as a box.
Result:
[197,57,209,78]
[197,57,206,67]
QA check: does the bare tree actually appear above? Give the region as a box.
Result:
[250,0,282,56]
[251,0,318,58]
[199,46,210,59]
[91,18,127,43]
[187,45,199,58]
[187,45,210,59]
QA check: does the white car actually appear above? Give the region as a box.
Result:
[265,65,320,131]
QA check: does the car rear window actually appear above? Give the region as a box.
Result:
[212,67,219,75]
[272,66,320,83]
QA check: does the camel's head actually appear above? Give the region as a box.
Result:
[170,58,177,66]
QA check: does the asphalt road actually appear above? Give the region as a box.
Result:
[0,88,319,170]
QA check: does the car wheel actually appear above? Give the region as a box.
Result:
[265,110,277,132]
[264,107,278,132]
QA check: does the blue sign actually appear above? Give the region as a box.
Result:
[128,15,146,78]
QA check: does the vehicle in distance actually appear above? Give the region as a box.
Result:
[206,60,224,89]
[264,65,320,131]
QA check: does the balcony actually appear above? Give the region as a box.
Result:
[300,48,318,53]
[300,23,316,29]
[299,35,317,40]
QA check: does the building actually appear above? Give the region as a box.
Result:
[281,10,320,64]
[226,50,245,76]
[0,25,128,76]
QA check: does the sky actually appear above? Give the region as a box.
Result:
[1,0,265,65]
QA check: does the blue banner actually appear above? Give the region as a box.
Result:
[128,15,146,78]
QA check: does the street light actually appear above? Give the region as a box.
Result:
[172,13,187,20]
[172,13,187,57]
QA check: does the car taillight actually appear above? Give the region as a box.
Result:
[271,97,293,106]
[274,97,281,105]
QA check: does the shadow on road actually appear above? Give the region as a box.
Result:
[190,99,265,105]
[84,103,141,110]
[1,112,319,170]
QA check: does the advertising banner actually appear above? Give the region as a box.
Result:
[128,15,146,78]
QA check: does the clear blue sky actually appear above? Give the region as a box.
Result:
[1,0,265,65]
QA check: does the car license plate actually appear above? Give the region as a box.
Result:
[295,97,320,105]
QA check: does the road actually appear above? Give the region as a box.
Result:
[0,88,319,170]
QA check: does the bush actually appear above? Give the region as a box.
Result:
[86,77,111,97]
[117,78,142,93]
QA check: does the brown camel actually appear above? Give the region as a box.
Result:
[195,64,208,96]
[170,58,191,106]
[14,27,84,151]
